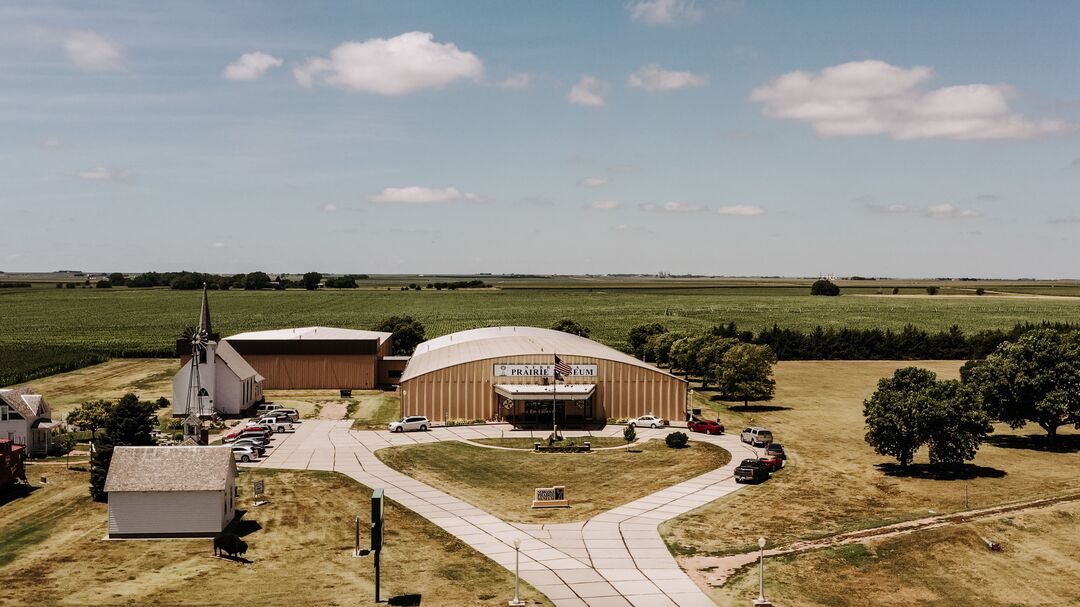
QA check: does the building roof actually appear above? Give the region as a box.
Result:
[215,340,263,381]
[104,446,235,493]
[225,327,391,344]
[401,326,681,382]
[0,387,50,420]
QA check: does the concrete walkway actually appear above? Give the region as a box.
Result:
[251,421,759,607]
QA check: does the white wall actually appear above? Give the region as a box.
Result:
[0,419,29,447]
[108,490,232,537]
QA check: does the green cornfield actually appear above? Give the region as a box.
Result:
[4,283,1080,386]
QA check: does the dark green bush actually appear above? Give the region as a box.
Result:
[665,431,689,449]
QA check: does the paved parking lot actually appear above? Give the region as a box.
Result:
[251,421,759,607]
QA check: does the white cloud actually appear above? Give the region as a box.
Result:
[628,64,708,91]
[639,201,706,213]
[926,203,979,219]
[578,176,609,187]
[568,76,608,107]
[717,204,764,216]
[41,138,64,150]
[321,203,338,212]
[627,0,703,25]
[75,167,131,183]
[864,202,912,214]
[750,60,1074,140]
[591,200,621,210]
[63,30,125,71]
[369,186,481,204]
[223,51,284,81]
[211,242,226,249]
[293,32,483,95]
[1049,215,1080,225]
[498,73,531,89]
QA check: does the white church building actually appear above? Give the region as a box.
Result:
[172,287,264,417]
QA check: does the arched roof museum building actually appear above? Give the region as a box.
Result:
[399,327,687,428]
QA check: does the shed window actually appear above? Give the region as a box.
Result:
[0,405,7,421]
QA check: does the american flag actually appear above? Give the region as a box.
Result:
[554,355,572,379]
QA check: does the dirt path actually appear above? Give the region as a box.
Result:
[317,401,347,420]
[683,492,1080,589]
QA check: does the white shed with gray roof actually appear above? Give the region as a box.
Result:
[104,446,237,538]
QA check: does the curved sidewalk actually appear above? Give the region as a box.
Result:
[253,421,759,607]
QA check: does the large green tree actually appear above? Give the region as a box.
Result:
[90,393,158,501]
[926,380,993,465]
[810,279,840,296]
[549,318,590,338]
[373,315,427,356]
[67,399,112,442]
[243,271,271,290]
[644,331,687,366]
[716,343,777,408]
[696,337,739,390]
[863,367,939,469]
[301,272,323,290]
[628,323,667,359]
[963,329,1080,443]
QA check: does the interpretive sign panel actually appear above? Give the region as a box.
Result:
[532,485,569,508]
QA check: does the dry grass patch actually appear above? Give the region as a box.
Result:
[0,465,551,606]
[663,361,1080,558]
[715,500,1080,607]
[11,358,176,416]
[377,440,731,524]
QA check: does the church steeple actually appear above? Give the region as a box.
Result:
[198,283,212,337]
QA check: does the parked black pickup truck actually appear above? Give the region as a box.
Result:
[734,458,771,484]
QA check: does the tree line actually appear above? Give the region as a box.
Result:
[117,271,370,290]
[628,320,1080,362]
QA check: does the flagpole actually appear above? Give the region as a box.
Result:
[552,353,557,435]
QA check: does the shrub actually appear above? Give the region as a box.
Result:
[445,418,485,427]
[665,431,689,449]
[926,286,940,295]
[975,288,985,296]
[810,279,840,296]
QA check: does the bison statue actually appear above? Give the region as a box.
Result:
[213,532,248,559]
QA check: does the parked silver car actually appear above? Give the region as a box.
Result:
[740,427,774,447]
[232,445,259,463]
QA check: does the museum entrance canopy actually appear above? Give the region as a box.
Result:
[494,384,596,401]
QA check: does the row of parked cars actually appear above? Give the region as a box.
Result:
[683,417,787,484]
[224,407,299,462]
[735,426,786,484]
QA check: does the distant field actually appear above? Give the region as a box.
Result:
[3,277,1080,387]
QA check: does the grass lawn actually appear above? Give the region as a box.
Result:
[348,391,402,429]
[717,500,1080,607]
[662,360,1080,558]
[471,437,630,449]
[10,358,177,417]
[377,440,731,524]
[0,466,552,607]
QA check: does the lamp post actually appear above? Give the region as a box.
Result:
[509,538,525,606]
[753,536,772,606]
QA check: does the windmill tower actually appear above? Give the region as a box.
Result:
[182,284,216,444]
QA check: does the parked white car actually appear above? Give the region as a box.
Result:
[266,408,299,423]
[231,438,267,455]
[628,415,668,429]
[388,416,429,433]
[253,416,292,433]
[232,445,259,463]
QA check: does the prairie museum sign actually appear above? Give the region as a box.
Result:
[494,364,598,377]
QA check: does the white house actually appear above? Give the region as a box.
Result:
[0,387,58,456]
[104,446,238,538]
[172,286,264,417]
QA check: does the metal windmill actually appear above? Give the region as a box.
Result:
[183,284,213,442]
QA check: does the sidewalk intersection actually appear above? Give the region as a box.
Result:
[254,421,759,607]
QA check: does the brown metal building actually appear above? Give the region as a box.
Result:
[399,327,687,427]
[224,327,394,390]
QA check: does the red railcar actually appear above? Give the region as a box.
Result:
[0,439,27,489]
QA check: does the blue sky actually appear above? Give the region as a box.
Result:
[3,1,1080,277]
